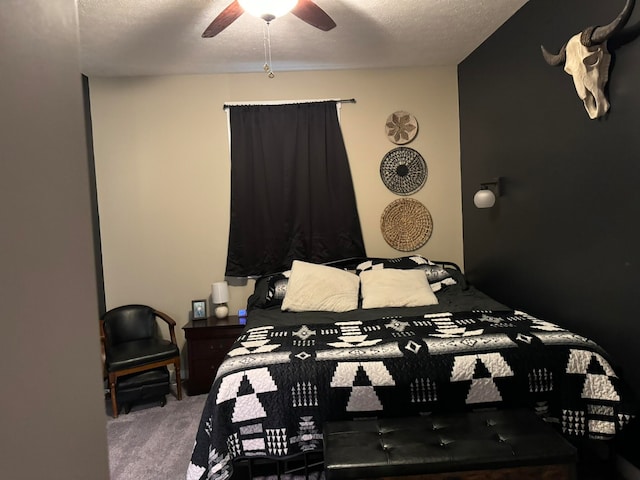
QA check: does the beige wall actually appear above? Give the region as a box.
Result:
[89,67,462,359]
[2,0,110,478]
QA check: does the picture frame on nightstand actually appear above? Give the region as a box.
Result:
[192,299,207,320]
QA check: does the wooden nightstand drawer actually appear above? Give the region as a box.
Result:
[183,316,245,396]
[188,357,226,393]
[190,337,237,359]
[192,357,226,376]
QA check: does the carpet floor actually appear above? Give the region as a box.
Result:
[106,393,207,480]
[106,393,324,480]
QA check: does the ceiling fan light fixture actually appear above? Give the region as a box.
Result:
[239,0,299,22]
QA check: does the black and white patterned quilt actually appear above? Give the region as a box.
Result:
[187,308,637,480]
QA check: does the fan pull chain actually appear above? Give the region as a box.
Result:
[263,22,275,78]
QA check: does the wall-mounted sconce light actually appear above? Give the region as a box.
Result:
[473,178,502,209]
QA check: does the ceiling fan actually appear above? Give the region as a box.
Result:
[202,0,337,38]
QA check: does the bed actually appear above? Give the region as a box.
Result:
[187,256,637,480]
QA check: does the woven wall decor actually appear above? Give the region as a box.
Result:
[381,198,433,252]
[385,111,418,145]
[380,147,427,196]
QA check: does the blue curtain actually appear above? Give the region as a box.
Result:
[225,101,365,278]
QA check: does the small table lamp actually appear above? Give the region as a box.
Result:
[211,281,229,319]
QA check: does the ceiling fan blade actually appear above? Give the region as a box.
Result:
[291,0,336,31]
[202,0,244,38]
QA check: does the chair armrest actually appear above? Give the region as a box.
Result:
[154,309,178,345]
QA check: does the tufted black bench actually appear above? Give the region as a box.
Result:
[323,409,577,479]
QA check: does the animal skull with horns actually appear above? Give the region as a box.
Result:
[541,0,635,119]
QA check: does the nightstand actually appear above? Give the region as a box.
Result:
[183,315,245,396]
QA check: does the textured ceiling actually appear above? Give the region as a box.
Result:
[78,0,528,77]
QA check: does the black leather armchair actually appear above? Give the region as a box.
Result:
[100,304,182,418]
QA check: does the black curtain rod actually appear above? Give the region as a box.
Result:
[223,99,356,110]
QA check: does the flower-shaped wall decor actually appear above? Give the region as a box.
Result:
[385,111,418,145]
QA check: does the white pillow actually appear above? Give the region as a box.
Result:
[281,260,359,312]
[360,268,438,309]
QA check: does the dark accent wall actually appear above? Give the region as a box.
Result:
[459,0,640,395]
[83,75,107,316]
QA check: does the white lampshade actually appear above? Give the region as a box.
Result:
[239,0,298,19]
[473,188,496,209]
[212,281,229,304]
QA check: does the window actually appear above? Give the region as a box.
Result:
[225,101,365,279]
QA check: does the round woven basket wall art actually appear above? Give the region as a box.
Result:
[385,111,418,145]
[380,198,433,252]
[380,147,427,196]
